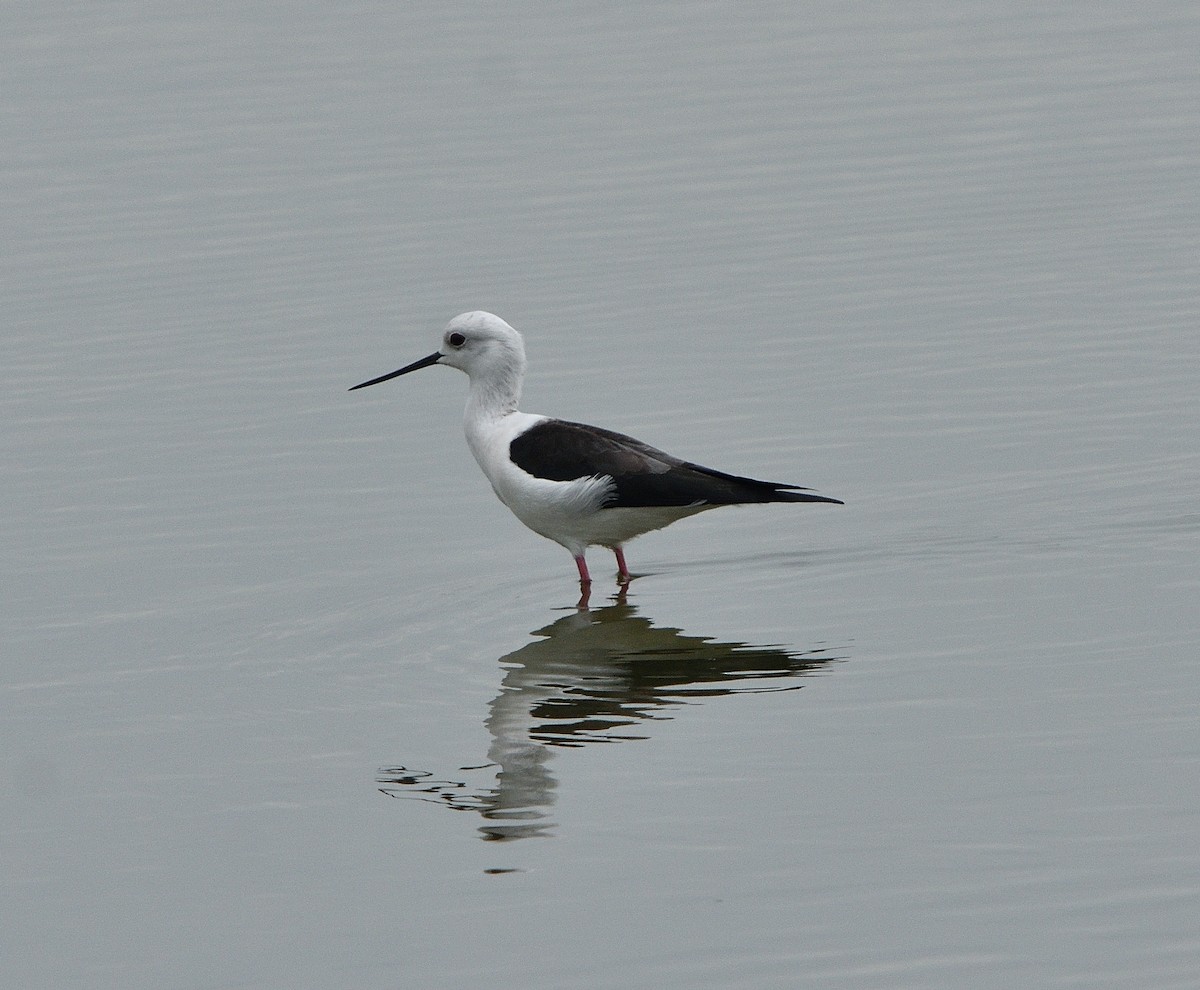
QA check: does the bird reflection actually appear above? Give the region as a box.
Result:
[379,597,846,841]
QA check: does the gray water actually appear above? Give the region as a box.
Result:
[4,4,1199,988]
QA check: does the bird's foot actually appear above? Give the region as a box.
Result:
[613,547,631,585]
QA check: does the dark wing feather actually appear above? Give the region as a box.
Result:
[509,419,843,508]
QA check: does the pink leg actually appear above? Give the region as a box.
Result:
[574,554,592,585]
[614,547,631,583]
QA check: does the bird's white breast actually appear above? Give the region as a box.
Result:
[464,412,615,552]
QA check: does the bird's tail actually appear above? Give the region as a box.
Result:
[684,462,844,505]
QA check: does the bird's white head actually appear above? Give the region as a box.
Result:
[349,311,528,416]
[437,312,526,381]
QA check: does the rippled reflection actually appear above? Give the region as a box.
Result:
[379,597,847,841]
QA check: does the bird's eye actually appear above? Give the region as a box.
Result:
[448,332,466,348]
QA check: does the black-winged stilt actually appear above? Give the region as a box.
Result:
[350,312,841,587]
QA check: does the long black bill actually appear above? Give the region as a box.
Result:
[348,351,442,391]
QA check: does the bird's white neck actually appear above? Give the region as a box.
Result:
[463,351,526,424]
[462,367,532,482]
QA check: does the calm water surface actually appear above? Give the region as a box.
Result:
[4,4,1198,988]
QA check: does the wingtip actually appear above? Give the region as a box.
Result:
[776,488,844,505]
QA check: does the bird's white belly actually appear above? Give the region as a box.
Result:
[568,504,712,547]
[500,478,710,551]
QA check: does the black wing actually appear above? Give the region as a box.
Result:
[509,419,843,508]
